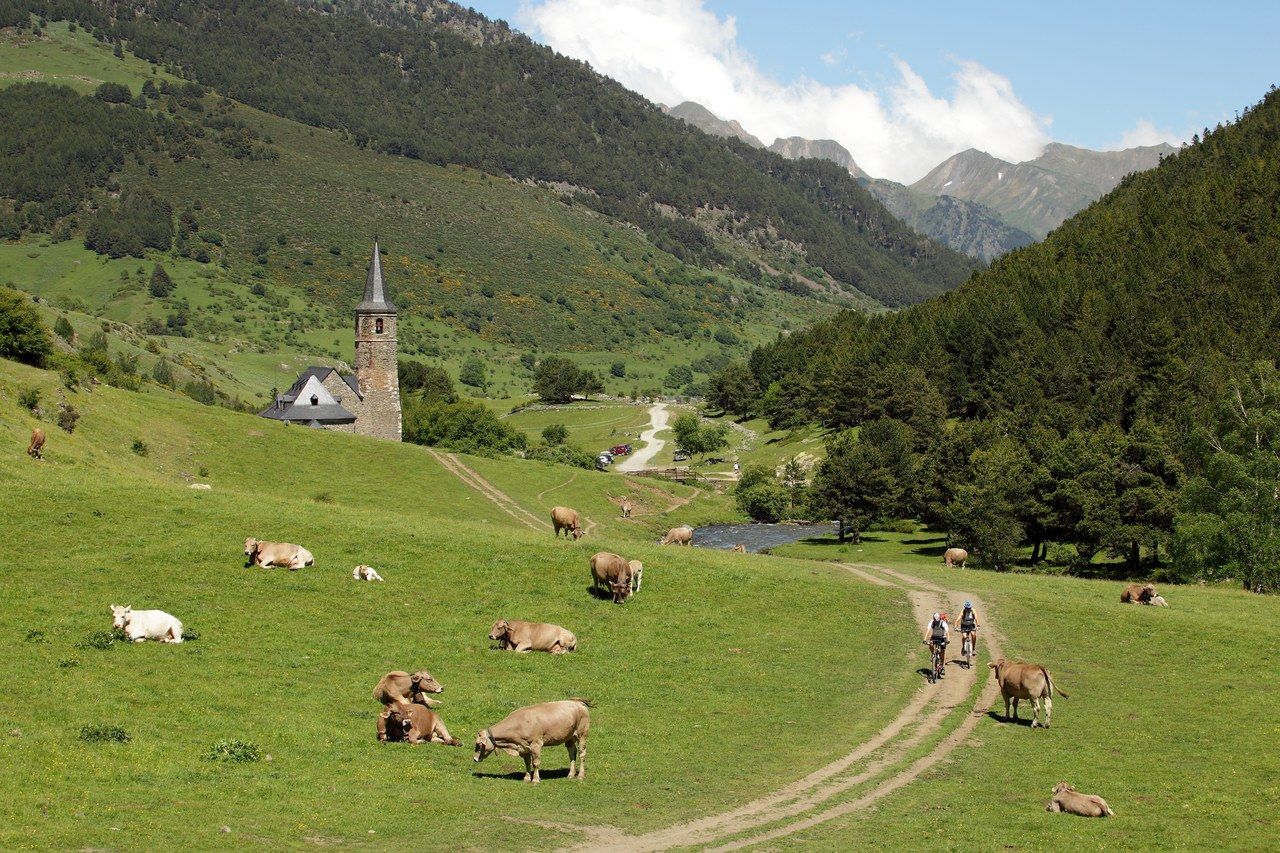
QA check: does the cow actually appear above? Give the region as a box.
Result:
[731,544,746,553]
[988,658,1068,728]
[1148,594,1169,607]
[352,565,384,582]
[1121,583,1156,604]
[551,506,584,540]
[244,538,314,570]
[488,619,576,654]
[27,428,45,459]
[1045,782,1114,817]
[627,559,644,592]
[589,552,635,603]
[944,547,969,568]
[372,670,444,709]
[378,703,460,746]
[473,698,591,784]
[661,526,693,546]
[620,498,634,519]
[110,605,183,643]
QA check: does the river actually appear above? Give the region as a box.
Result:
[692,522,838,553]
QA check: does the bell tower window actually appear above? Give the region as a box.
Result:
[310,394,319,406]
[375,318,384,334]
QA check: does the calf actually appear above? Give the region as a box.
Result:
[379,703,460,746]
[372,670,443,709]
[1148,594,1168,607]
[473,698,591,783]
[352,565,384,582]
[661,526,693,546]
[27,428,45,459]
[551,506,584,540]
[1046,782,1114,817]
[989,658,1068,728]
[488,619,576,654]
[620,498,633,519]
[110,605,183,643]
[627,559,644,592]
[590,551,634,603]
[244,538,314,569]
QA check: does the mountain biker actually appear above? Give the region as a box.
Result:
[923,611,949,679]
[959,601,979,666]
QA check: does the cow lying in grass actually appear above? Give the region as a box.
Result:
[1046,782,1114,817]
[379,703,461,746]
[352,565,383,581]
[244,538,314,569]
[488,619,576,653]
[110,605,183,643]
[474,699,591,783]
[1120,583,1156,604]
[372,670,443,710]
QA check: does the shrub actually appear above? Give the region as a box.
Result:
[525,442,596,469]
[18,386,41,413]
[204,739,262,762]
[735,481,790,523]
[0,288,53,367]
[54,316,74,343]
[131,438,149,456]
[610,360,626,378]
[152,358,174,387]
[459,355,487,390]
[76,629,124,650]
[56,404,80,433]
[403,398,526,455]
[182,380,217,405]
[80,725,130,744]
[93,82,132,104]
[149,263,175,298]
[542,423,568,445]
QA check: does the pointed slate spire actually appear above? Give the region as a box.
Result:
[356,239,395,313]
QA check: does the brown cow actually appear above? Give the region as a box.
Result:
[27,428,45,459]
[244,538,314,569]
[590,552,635,603]
[944,547,969,568]
[379,703,461,746]
[1045,782,1114,817]
[620,498,634,519]
[1120,583,1156,604]
[661,526,693,546]
[551,506,584,540]
[473,699,591,783]
[989,658,1069,728]
[488,619,577,654]
[372,670,444,709]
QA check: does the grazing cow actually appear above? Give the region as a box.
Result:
[372,670,444,709]
[474,699,591,784]
[352,565,384,582]
[590,551,635,603]
[988,658,1068,728]
[244,538,314,569]
[620,498,634,519]
[1046,782,1114,817]
[731,544,746,553]
[627,559,644,592]
[110,605,183,643]
[551,506,584,540]
[1148,594,1168,607]
[944,547,969,568]
[488,619,576,654]
[661,526,693,546]
[27,428,45,459]
[1120,583,1156,604]
[378,703,460,746]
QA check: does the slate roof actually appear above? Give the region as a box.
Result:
[278,366,361,403]
[260,399,357,424]
[356,240,396,314]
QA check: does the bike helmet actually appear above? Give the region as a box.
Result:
[964,601,972,610]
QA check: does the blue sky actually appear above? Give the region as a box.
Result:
[467,0,1277,181]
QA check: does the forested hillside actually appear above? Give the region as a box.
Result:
[17,0,975,308]
[715,88,1280,588]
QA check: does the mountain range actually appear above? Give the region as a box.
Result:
[664,100,1174,258]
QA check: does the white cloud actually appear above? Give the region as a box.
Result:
[517,0,1052,183]
[820,48,846,67]
[1111,119,1185,150]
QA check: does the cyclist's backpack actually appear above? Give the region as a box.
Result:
[930,619,946,640]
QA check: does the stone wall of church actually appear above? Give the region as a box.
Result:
[353,312,401,441]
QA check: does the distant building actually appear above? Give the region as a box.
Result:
[260,241,402,440]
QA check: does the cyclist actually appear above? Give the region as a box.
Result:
[958,601,979,668]
[923,611,949,681]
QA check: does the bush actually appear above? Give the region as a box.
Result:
[152,358,174,387]
[0,288,53,367]
[56,404,80,433]
[149,263,175,298]
[131,438,149,456]
[80,725,130,744]
[75,629,123,650]
[736,480,791,523]
[18,386,41,413]
[54,316,74,343]
[403,398,526,455]
[204,739,262,762]
[542,423,568,445]
[525,442,596,469]
[459,355,487,390]
[182,380,217,405]
[93,82,132,104]
[610,360,626,378]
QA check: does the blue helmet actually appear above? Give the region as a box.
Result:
[963,601,972,610]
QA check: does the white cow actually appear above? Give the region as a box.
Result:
[353,565,384,582]
[111,605,184,643]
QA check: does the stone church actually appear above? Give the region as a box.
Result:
[260,241,402,441]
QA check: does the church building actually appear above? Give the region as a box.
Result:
[260,241,402,441]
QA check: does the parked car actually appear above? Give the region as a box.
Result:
[673,450,690,462]
[610,444,633,456]
[596,454,613,470]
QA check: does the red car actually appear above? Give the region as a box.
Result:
[610,444,632,456]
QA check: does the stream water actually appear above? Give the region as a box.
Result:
[692,522,838,553]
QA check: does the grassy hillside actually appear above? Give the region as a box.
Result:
[0,356,914,848]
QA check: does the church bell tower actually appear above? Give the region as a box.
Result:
[353,240,401,441]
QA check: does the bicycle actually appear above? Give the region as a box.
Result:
[927,640,947,683]
[961,631,974,669]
